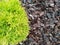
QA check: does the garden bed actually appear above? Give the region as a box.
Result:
[18,0,60,45]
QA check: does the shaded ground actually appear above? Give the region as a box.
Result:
[18,0,60,45]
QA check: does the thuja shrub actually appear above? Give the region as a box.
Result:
[0,0,30,45]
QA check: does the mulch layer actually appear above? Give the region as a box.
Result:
[18,0,60,45]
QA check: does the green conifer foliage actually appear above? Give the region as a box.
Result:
[0,0,30,45]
